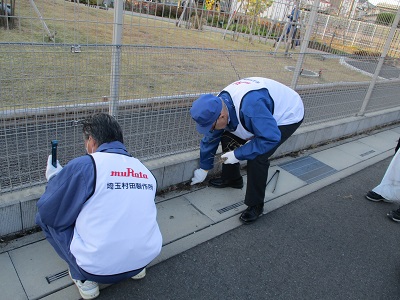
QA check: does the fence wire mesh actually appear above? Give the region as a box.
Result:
[1,0,399,193]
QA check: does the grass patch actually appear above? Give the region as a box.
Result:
[0,0,373,109]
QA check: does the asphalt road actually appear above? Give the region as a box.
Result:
[95,156,400,300]
[345,59,400,80]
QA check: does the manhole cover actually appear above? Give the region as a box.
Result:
[285,66,319,77]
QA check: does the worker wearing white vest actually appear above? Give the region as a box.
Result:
[36,113,162,300]
[190,77,304,224]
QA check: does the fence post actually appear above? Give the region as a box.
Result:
[357,7,400,116]
[370,24,377,47]
[109,0,124,117]
[290,0,320,89]
[29,0,54,41]
[322,14,329,39]
[351,20,360,46]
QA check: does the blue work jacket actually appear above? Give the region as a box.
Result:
[199,89,282,170]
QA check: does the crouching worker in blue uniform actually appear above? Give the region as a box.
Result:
[190,77,304,224]
[36,113,162,299]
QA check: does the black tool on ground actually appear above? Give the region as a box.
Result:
[266,169,280,193]
[51,140,58,167]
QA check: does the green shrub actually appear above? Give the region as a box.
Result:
[308,40,348,56]
[353,49,381,57]
[78,0,97,5]
[376,12,395,26]
[205,11,229,27]
[229,23,250,34]
[155,4,181,18]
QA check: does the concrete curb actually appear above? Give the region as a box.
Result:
[0,108,399,238]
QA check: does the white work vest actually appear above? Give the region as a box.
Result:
[70,152,162,275]
[221,77,304,140]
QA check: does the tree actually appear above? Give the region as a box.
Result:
[0,0,15,29]
[239,0,273,16]
[376,12,399,27]
[235,0,273,42]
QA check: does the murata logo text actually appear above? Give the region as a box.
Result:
[110,168,149,179]
[232,78,260,85]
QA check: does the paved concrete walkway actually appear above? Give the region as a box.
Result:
[1,125,399,300]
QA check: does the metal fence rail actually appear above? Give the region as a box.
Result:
[1,0,400,194]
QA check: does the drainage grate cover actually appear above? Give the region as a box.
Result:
[46,269,69,284]
[279,156,337,184]
[217,200,244,214]
[360,150,375,157]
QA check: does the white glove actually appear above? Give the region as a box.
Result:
[46,155,63,181]
[191,168,208,185]
[221,151,239,164]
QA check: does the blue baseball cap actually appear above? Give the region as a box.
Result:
[190,94,222,134]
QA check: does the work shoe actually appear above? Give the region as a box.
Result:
[240,204,264,224]
[209,177,243,189]
[132,268,146,280]
[69,270,99,300]
[387,207,400,222]
[365,191,392,203]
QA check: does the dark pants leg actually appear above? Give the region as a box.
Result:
[79,266,145,284]
[220,132,247,180]
[244,120,303,207]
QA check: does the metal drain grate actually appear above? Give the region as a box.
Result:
[360,150,375,157]
[279,156,337,184]
[46,269,69,284]
[217,201,244,214]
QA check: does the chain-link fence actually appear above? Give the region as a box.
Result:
[1,0,399,194]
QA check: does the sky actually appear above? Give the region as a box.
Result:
[367,0,400,6]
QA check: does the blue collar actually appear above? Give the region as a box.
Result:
[220,93,239,132]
